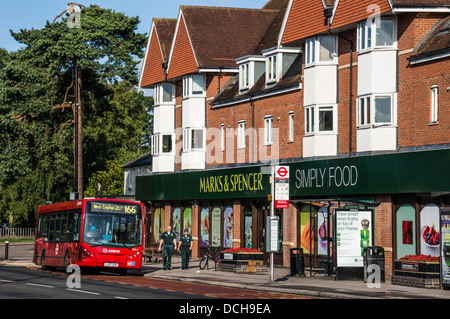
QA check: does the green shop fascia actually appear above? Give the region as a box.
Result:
[136,149,450,202]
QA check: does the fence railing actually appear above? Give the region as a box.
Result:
[0,228,35,238]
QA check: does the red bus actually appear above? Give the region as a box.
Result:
[33,198,145,275]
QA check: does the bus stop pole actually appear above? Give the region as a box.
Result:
[270,166,275,282]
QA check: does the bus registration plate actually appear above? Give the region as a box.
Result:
[104,263,119,267]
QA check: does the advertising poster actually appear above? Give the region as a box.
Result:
[200,207,210,247]
[317,207,328,256]
[211,207,221,247]
[441,210,450,287]
[420,204,440,257]
[183,207,192,235]
[173,207,181,240]
[245,215,252,248]
[336,209,373,267]
[223,206,233,248]
[153,208,165,242]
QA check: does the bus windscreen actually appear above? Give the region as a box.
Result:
[83,201,143,248]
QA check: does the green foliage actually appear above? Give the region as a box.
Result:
[0,5,151,227]
[85,160,124,198]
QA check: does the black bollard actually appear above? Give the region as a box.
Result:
[4,241,9,260]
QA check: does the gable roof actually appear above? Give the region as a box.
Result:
[166,5,283,80]
[281,0,332,45]
[331,0,393,29]
[139,18,176,88]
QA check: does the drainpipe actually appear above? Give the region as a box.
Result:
[325,12,354,156]
[250,94,255,164]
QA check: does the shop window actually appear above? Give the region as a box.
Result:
[172,207,181,239]
[211,206,221,247]
[153,207,165,243]
[223,206,234,248]
[200,206,210,247]
[183,207,192,236]
[244,207,253,248]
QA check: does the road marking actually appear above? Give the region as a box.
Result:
[67,288,100,295]
[0,279,15,283]
[114,296,128,299]
[26,283,54,288]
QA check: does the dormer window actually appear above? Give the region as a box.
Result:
[266,55,278,83]
[239,63,250,90]
[236,55,265,93]
[263,46,301,86]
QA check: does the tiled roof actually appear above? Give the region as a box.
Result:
[281,0,330,44]
[391,0,450,6]
[140,19,176,88]
[167,5,285,79]
[331,0,392,30]
[410,15,450,60]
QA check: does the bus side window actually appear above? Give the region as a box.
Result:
[48,215,55,242]
[66,211,74,242]
[73,211,81,241]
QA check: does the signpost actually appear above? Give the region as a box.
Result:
[275,166,289,209]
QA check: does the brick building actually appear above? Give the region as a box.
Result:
[136,0,450,279]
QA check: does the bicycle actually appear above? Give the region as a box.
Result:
[199,245,221,270]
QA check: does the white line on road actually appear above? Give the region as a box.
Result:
[26,283,55,288]
[0,279,15,283]
[67,288,100,295]
[114,296,129,299]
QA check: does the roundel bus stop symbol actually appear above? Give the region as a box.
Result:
[277,167,288,177]
[275,166,289,179]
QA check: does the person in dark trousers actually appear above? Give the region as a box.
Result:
[177,228,193,269]
[159,225,177,270]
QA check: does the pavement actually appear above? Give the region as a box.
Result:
[2,242,450,299]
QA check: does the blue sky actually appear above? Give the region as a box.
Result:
[1,0,268,52]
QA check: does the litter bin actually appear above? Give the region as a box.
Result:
[363,246,385,283]
[290,248,305,277]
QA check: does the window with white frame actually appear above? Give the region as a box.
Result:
[305,36,336,65]
[358,94,394,126]
[239,63,249,90]
[264,116,273,145]
[191,129,204,150]
[358,17,395,51]
[238,121,246,148]
[305,105,336,134]
[155,83,173,104]
[183,74,204,97]
[162,134,173,153]
[220,124,225,151]
[430,85,438,123]
[305,38,316,64]
[151,134,174,155]
[289,112,294,141]
[183,128,205,151]
[266,55,278,83]
[305,106,314,134]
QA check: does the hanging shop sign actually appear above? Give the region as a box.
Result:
[335,209,374,268]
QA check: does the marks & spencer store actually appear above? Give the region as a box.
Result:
[136,148,450,278]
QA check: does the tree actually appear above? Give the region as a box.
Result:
[0,5,148,226]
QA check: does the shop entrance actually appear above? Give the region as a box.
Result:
[255,204,283,266]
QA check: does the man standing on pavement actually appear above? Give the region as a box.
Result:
[159,225,177,270]
[177,228,193,269]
